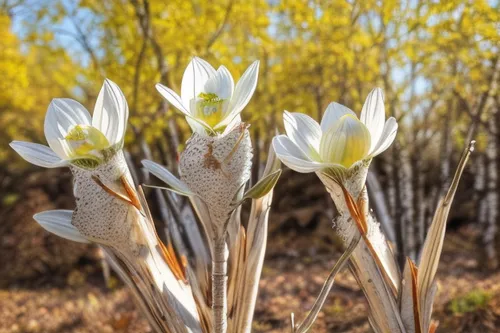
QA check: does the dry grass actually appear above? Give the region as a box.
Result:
[0,190,499,333]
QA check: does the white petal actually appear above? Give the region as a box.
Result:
[221,114,242,135]
[181,57,216,106]
[272,135,328,173]
[273,135,310,160]
[186,117,208,135]
[34,210,89,243]
[369,117,398,157]
[320,115,371,168]
[10,141,69,168]
[283,111,321,159]
[156,83,190,115]
[92,79,129,146]
[360,88,386,152]
[218,60,259,130]
[141,160,194,196]
[321,102,356,132]
[45,98,91,159]
[204,65,234,100]
[156,82,213,132]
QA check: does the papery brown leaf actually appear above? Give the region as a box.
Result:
[400,259,416,333]
[341,184,398,295]
[428,320,439,333]
[157,238,188,284]
[229,143,280,333]
[91,175,137,208]
[120,175,142,210]
[409,259,422,333]
[340,184,367,234]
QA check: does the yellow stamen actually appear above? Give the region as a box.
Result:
[65,124,110,160]
[196,92,225,128]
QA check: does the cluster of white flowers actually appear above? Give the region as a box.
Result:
[15,56,462,333]
[11,56,396,250]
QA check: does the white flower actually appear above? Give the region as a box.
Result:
[10,79,128,168]
[156,57,259,134]
[273,88,398,173]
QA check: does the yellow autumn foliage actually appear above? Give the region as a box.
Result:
[0,0,498,168]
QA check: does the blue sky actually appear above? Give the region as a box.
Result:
[10,0,99,67]
[13,0,492,115]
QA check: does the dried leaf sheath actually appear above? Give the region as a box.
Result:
[409,260,422,333]
[342,183,400,296]
[400,260,416,333]
[317,169,405,333]
[417,141,474,332]
[229,194,272,332]
[348,239,405,333]
[227,143,281,333]
[102,248,174,333]
[69,152,203,332]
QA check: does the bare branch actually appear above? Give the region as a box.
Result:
[206,0,234,50]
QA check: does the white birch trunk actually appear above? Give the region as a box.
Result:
[485,119,498,269]
[401,149,415,260]
[475,154,488,228]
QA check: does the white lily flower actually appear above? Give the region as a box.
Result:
[272,88,398,173]
[156,57,259,134]
[10,79,128,169]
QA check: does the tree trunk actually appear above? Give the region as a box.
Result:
[485,117,499,269]
[475,153,488,258]
[400,149,415,259]
[391,141,406,267]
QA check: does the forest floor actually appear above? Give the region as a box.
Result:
[0,189,499,333]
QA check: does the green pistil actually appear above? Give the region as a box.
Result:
[197,92,225,127]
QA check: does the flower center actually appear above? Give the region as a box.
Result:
[320,114,371,168]
[196,92,225,128]
[65,124,110,160]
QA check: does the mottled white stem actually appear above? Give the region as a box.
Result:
[213,235,228,333]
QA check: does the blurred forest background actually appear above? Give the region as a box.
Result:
[1,0,500,332]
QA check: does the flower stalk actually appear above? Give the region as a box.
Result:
[212,234,229,333]
[145,56,276,333]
